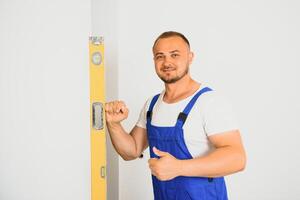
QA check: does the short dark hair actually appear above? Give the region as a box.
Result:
[152,31,190,51]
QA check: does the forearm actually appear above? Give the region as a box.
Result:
[178,146,246,177]
[106,122,138,160]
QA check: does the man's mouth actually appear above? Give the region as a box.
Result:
[162,67,175,72]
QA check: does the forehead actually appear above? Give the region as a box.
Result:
[153,36,189,53]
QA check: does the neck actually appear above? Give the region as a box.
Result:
[163,75,200,103]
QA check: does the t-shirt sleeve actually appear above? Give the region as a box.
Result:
[203,93,239,136]
[135,99,150,129]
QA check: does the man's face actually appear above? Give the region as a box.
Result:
[153,36,193,84]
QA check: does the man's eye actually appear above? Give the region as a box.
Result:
[156,56,163,60]
[171,54,179,58]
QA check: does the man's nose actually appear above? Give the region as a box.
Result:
[162,56,172,66]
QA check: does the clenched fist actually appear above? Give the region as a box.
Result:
[105,101,129,124]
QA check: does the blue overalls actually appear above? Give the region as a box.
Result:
[146,87,228,200]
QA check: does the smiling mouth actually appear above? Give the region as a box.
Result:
[162,68,175,72]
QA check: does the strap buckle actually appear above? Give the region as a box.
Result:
[177,112,187,124]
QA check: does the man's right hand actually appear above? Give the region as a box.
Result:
[105,101,129,124]
[104,100,148,161]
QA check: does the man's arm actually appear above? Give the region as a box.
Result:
[148,130,246,180]
[105,101,148,161]
[179,129,246,177]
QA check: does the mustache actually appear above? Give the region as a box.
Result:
[161,65,176,71]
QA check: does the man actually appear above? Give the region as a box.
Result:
[105,31,246,200]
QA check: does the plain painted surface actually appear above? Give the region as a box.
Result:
[0,1,91,200]
[117,1,300,200]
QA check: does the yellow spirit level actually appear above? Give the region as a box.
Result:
[89,36,107,200]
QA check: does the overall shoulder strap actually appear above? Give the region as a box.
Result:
[147,94,160,122]
[176,87,213,127]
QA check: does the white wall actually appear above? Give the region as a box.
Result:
[117,0,300,200]
[0,1,91,200]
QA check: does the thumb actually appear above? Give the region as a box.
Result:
[153,147,169,157]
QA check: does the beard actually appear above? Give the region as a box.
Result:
[158,64,189,84]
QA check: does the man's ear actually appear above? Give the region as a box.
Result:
[188,51,194,65]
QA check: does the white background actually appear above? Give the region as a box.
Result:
[1,0,300,200]
[0,0,91,200]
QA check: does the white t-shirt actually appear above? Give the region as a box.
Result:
[136,85,239,158]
